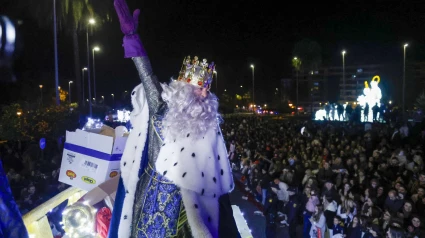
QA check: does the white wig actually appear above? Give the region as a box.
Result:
[161,81,220,140]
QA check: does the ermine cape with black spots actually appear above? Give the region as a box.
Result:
[155,127,234,238]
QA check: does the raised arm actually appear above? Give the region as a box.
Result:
[132,55,163,115]
[114,0,163,114]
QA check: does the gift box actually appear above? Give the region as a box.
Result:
[58,126,127,191]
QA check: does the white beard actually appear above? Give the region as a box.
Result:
[161,81,220,140]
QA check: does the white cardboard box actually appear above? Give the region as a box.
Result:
[58,129,127,191]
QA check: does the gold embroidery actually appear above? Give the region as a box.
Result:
[144,163,174,184]
[151,115,164,143]
[171,200,188,237]
[136,168,182,237]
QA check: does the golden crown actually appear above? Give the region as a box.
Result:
[177,56,215,90]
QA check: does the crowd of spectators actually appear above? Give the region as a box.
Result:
[0,140,68,236]
[0,141,68,214]
[222,114,425,238]
[3,113,425,238]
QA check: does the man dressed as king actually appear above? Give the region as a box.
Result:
[108,0,240,237]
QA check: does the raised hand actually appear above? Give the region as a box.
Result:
[113,0,147,58]
[114,0,140,35]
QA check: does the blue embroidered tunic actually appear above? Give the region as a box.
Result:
[134,115,188,238]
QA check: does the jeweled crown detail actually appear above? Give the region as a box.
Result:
[177,56,215,90]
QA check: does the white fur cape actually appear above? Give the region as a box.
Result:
[118,83,234,238]
[155,126,234,238]
[118,83,150,238]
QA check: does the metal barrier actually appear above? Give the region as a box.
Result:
[23,187,87,238]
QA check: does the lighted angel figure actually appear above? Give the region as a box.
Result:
[357,75,382,122]
[363,77,381,104]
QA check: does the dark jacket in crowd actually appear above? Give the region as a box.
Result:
[384,197,404,214]
[346,225,363,238]
[284,194,301,224]
[259,172,272,189]
[317,168,334,185]
[322,187,340,204]
[331,223,345,235]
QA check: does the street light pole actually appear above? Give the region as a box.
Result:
[86,19,95,116]
[53,0,59,105]
[403,43,408,114]
[294,57,300,114]
[68,81,73,103]
[39,85,43,106]
[82,67,87,106]
[92,46,100,102]
[111,94,115,107]
[250,64,255,104]
[342,50,346,102]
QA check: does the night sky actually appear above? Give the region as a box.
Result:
[2,0,425,105]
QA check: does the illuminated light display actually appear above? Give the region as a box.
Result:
[116,109,131,122]
[83,118,103,131]
[314,104,347,121]
[357,75,382,122]
[314,75,383,122]
[315,108,327,121]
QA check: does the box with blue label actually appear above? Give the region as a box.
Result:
[58,127,128,191]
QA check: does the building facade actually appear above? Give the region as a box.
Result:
[336,64,383,102]
[290,62,425,113]
[292,64,387,113]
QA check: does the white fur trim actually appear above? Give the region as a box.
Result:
[180,188,217,238]
[155,127,234,197]
[118,83,150,238]
[155,126,233,237]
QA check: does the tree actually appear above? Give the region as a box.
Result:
[0,104,22,141]
[59,88,68,102]
[292,39,322,72]
[20,0,112,107]
[219,91,235,114]
[0,103,79,141]
[292,57,302,112]
[292,39,322,112]
[415,91,425,111]
[292,57,302,72]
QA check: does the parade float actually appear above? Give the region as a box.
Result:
[22,118,252,238]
